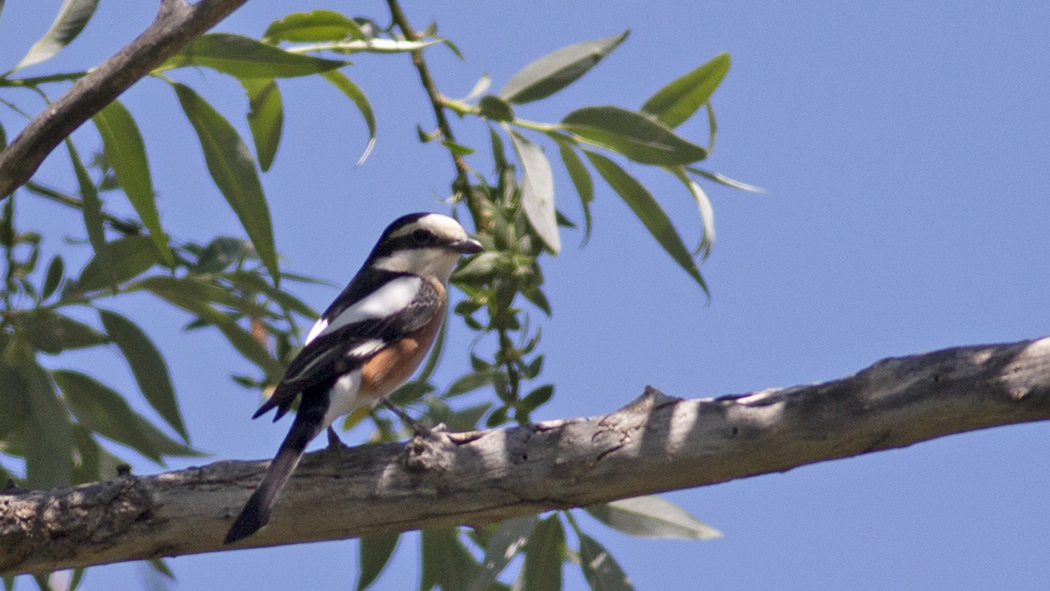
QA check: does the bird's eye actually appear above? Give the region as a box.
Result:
[411,228,434,245]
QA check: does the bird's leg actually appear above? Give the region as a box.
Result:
[326,426,347,450]
[380,398,431,438]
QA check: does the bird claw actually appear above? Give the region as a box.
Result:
[326,426,348,451]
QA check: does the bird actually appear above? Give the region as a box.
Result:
[223,212,483,545]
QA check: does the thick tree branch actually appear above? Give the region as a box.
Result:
[0,0,250,199]
[2,336,1049,575]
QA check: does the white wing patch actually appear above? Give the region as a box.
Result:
[308,276,423,344]
[347,339,386,358]
[303,317,330,346]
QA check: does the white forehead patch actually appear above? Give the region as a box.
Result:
[389,213,468,242]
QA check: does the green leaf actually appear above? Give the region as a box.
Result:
[70,422,124,483]
[478,95,514,122]
[159,33,349,78]
[357,533,399,591]
[224,271,318,319]
[134,278,283,378]
[640,52,731,129]
[508,131,560,254]
[18,310,107,354]
[11,0,98,71]
[131,275,276,319]
[446,402,492,432]
[242,78,283,172]
[53,369,163,462]
[264,10,367,43]
[41,254,64,300]
[445,369,499,397]
[194,236,254,274]
[470,515,538,591]
[92,99,172,264]
[499,31,629,104]
[76,234,159,293]
[668,166,715,258]
[321,70,376,165]
[99,310,187,441]
[563,106,707,166]
[553,137,594,244]
[66,138,108,286]
[173,82,280,284]
[520,514,564,591]
[23,360,72,488]
[519,384,554,413]
[577,533,634,591]
[441,139,476,156]
[687,167,767,193]
[584,151,707,292]
[0,349,31,439]
[148,558,176,581]
[584,496,722,540]
[421,527,480,591]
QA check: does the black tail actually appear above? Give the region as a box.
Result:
[224,402,325,544]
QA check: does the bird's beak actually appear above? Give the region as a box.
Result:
[453,237,484,255]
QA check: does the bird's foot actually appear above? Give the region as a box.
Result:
[326,426,349,451]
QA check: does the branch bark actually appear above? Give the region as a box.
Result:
[3,336,1049,575]
[0,0,250,199]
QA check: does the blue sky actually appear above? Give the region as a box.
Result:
[2,0,1049,589]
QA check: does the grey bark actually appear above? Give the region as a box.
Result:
[2,336,1049,575]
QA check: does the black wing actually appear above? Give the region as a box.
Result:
[253,272,440,421]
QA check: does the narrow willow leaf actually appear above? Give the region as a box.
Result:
[584,151,707,292]
[76,234,159,293]
[11,0,98,71]
[668,166,715,258]
[23,360,72,488]
[687,167,767,193]
[148,558,176,581]
[357,533,399,591]
[242,78,283,172]
[578,533,634,591]
[18,310,107,354]
[327,38,441,55]
[93,99,172,264]
[640,52,730,129]
[264,10,366,43]
[53,369,163,462]
[445,369,498,397]
[99,310,187,441]
[194,236,254,274]
[322,70,376,165]
[478,95,514,122]
[224,271,318,319]
[705,101,717,151]
[70,422,123,484]
[520,514,564,591]
[585,496,723,540]
[499,31,629,104]
[563,106,707,166]
[470,516,538,591]
[173,83,279,284]
[130,275,277,320]
[159,33,348,78]
[421,528,480,591]
[66,138,108,286]
[509,130,560,254]
[553,137,594,244]
[41,254,64,300]
[139,283,283,379]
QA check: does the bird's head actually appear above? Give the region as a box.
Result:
[367,213,483,282]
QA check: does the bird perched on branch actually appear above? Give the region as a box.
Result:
[224,212,483,545]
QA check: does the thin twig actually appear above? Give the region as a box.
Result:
[23,181,143,236]
[384,0,489,230]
